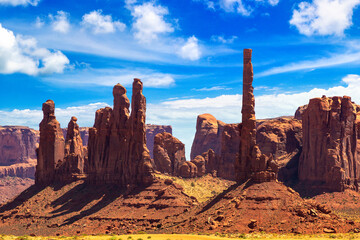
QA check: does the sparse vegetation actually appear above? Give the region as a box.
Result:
[155,173,234,203]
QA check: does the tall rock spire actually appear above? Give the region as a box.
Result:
[236,49,278,183]
[35,100,65,185]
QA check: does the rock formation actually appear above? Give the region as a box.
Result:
[35,100,65,185]
[153,132,186,175]
[256,117,302,182]
[87,79,154,187]
[0,126,38,166]
[294,105,308,120]
[56,117,86,181]
[146,124,172,158]
[299,96,360,191]
[62,127,90,146]
[236,49,278,183]
[190,114,225,160]
[178,161,198,178]
[191,155,206,177]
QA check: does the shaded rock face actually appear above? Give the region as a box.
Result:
[0,126,39,166]
[35,100,65,185]
[236,49,278,183]
[191,155,206,177]
[190,116,302,181]
[0,163,35,179]
[153,132,186,175]
[190,114,225,160]
[146,125,172,158]
[299,96,360,191]
[87,79,154,187]
[178,161,197,178]
[294,105,307,120]
[62,127,89,146]
[56,117,86,181]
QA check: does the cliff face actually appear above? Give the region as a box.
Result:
[299,96,360,191]
[0,126,38,166]
[87,79,154,187]
[62,127,89,146]
[190,114,225,160]
[153,132,186,175]
[35,100,65,185]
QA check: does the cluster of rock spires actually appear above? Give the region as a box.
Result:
[36,101,86,185]
[87,80,154,187]
[32,49,360,192]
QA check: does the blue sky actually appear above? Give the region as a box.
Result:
[1,0,360,159]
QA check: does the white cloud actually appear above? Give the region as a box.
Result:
[267,0,279,6]
[0,0,39,6]
[128,2,174,42]
[81,10,126,34]
[193,86,232,91]
[179,36,201,61]
[290,0,360,36]
[211,35,238,43]
[46,68,175,88]
[220,0,252,16]
[0,24,69,75]
[0,102,108,130]
[258,50,360,77]
[34,16,44,28]
[49,11,70,33]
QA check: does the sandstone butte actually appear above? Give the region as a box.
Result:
[298,95,360,191]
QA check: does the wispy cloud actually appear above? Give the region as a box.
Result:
[257,50,360,77]
[192,86,232,91]
[0,0,40,6]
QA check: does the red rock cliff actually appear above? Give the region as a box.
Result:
[299,96,360,191]
[190,114,225,160]
[87,79,154,187]
[146,124,172,159]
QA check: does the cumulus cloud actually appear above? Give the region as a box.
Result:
[0,0,39,6]
[220,0,252,16]
[0,24,69,75]
[49,11,70,33]
[179,36,201,61]
[0,102,108,130]
[290,0,360,36]
[81,10,126,34]
[128,2,174,42]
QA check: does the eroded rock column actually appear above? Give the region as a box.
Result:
[35,100,65,185]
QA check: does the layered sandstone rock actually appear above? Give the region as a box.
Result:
[62,127,89,146]
[191,155,206,177]
[0,162,36,178]
[299,96,360,191]
[87,79,154,187]
[190,114,225,160]
[56,117,86,181]
[35,100,65,185]
[236,49,278,183]
[153,132,186,175]
[146,125,172,158]
[0,126,39,166]
[256,117,302,182]
[294,105,308,120]
[178,161,197,178]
